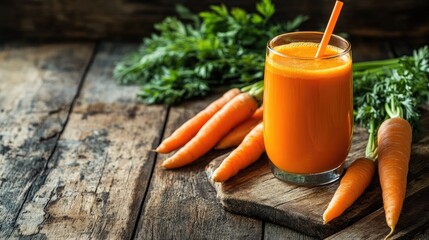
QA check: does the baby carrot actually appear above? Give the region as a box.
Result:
[215,106,263,149]
[162,93,258,169]
[377,117,412,238]
[212,122,264,182]
[156,88,241,153]
[323,158,376,224]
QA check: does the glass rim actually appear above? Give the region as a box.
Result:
[267,31,351,60]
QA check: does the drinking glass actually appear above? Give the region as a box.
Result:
[263,32,353,185]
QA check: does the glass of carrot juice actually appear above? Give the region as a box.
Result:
[263,32,353,185]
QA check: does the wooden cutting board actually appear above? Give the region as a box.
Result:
[205,115,429,238]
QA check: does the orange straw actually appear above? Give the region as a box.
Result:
[315,0,344,58]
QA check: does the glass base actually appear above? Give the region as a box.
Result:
[270,162,344,186]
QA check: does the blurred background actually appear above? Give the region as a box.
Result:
[0,0,428,40]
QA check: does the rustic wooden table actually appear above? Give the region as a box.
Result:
[0,38,428,239]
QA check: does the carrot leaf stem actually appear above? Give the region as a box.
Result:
[241,80,264,101]
[353,65,402,78]
[385,96,404,119]
[365,118,378,160]
[352,58,400,72]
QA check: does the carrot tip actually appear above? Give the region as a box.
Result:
[384,227,395,240]
[155,146,170,154]
[161,161,170,169]
[212,173,220,182]
[212,169,225,182]
[213,177,225,182]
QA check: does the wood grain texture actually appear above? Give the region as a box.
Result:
[390,38,429,58]
[0,42,94,238]
[256,39,393,239]
[135,94,263,239]
[3,42,168,239]
[206,112,429,239]
[264,38,429,240]
[264,223,316,240]
[0,0,428,39]
[205,40,429,238]
[1,39,427,239]
[351,38,394,62]
[326,185,429,240]
[326,104,429,240]
[411,228,429,240]
[205,128,380,238]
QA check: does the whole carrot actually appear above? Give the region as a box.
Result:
[377,117,412,238]
[215,106,263,149]
[162,93,258,169]
[323,158,376,224]
[212,122,264,182]
[156,88,240,153]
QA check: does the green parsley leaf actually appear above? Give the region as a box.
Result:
[114,0,307,105]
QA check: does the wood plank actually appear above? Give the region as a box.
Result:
[325,185,429,240]
[352,37,394,62]
[205,133,378,239]
[411,228,429,240]
[390,37,428,58]
[264,223,316,240]
[0,42,95,238]
[324,108,429,239]
[135,94,263,239]
[5,42,168,239]
[261,38,393,239]
[325,38,429,240]
[0,0,428,39]
[202,40,429,238]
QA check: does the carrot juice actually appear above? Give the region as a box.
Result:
[263,32,352,185]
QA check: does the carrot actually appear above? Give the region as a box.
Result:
[377,117,412,238]
[162,93,258,169]
[215,106,263,149]
[250,105,263,119]
[156,88,241,153]
[323,158,376,224]
[212,122,264,182]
